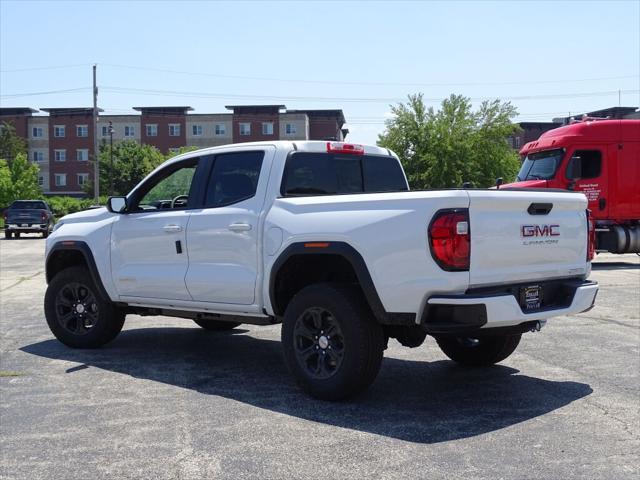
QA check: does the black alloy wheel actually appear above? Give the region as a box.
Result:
[293,306,345,380]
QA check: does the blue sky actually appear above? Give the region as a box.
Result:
[1,0,638,145]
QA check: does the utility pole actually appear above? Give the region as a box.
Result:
[108,121,114,196]
[92,64,100,202]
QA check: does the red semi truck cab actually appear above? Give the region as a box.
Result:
[502,119,640,254]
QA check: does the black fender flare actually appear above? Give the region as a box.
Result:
[269,241,414,325]
[46,241,111,301]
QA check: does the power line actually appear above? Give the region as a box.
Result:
[101,63,639,88]
[0,87,91,98]
[100,86,640,104]
[0,64,89,73]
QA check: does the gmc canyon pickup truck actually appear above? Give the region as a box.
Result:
[44,141,598,400]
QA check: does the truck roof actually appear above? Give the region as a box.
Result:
[520,119,640,155]
[166,140,393,165]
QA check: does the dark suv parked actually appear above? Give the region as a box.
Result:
[3,200,54,238]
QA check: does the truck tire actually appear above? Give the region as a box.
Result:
[435,334,521,366]
[42,230,49,239]
[282,283,385,401]
[44,266,125,348]
[4,231,11,239]
[193,319,240,331]
[14,232,20,238]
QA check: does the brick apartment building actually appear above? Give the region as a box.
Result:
[508,106,639,152]
[0,105,348,195]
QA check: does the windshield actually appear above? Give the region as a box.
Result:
[517,149,565,181]
[11,201,47,210]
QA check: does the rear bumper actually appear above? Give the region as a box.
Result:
[423,279,598,334]
[5,224,48,233]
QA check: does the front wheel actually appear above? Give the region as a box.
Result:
[435,334,521,366]
[44,266,125,348]
[4,230,11,239]
[282,283,384,401]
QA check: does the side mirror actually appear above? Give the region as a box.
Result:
[495,177,504,189]
[107,196,127,213]
[566,180,577,191]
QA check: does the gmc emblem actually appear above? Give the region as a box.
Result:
[521,224,560,237]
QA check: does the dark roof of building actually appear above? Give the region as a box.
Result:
[287,109,346,126]
[517,121,563,127]
[586,106,637,117]
[225,105,286,113]
[133,106,193,114]
[40,107,102,115]
[0,107,39,116]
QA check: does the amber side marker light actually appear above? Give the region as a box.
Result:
[304,242,330,248]
[61,241,76,246]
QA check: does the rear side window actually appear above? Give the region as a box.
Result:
[281,153,408,196]
[204,151,264,207]
[566,150,602,179]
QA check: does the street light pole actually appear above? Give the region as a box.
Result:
[108,121,114,197]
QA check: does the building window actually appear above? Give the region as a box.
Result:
[38,176,44,187]
[262,122,274,135]
[168,147,180,154]
[169,124,181,136]
[53,125,65,138]
[215,124,226,135]
[54,174,66,186]
[32,127,44,138]
[124,125,135,137]
[32,151,44,162]
[76,125,89,137]
[54,149,66,162]
[515,137,521,148]
[77,149,89,161]
[285,123,296,135]
[101,125,109,136]
[239,123,251,136]
[192,125,203,136]
[77,173,89,186]
[146,124,158,137]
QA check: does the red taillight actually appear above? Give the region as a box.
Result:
[586,209,595,261]
[429,209,470,271]
[326,142,364,155]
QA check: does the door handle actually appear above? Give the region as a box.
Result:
[228,222,252,232]
[163,224,182,233]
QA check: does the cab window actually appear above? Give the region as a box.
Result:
[566,150,602,180]
[132,158,199,211]
[204,151,264,207]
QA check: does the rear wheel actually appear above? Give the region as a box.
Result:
[436,334,521,366]
[44,266,125,348]
[14,232,20,238]
[282,283,384,401]
[4,231,11,239]
[192,319,240,331]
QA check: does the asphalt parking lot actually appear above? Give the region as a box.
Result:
[0,235,638,480]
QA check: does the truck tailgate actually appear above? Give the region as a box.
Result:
[468,190,589,286]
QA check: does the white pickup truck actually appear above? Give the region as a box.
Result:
[44,141,598,399]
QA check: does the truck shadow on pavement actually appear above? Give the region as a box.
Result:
[22,326,593,444]
[591,261,639,270]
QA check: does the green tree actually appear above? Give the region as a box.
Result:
[378,94,521,189]
[91,140,165,197]
[0,153,42,207]
[0,122,28,164]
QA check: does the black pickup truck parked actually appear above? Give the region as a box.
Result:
[3,200,54,238]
